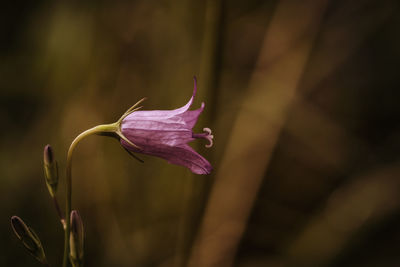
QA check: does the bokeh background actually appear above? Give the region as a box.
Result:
[1,0,400,266]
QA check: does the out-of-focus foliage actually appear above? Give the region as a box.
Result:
[1,0,400,266]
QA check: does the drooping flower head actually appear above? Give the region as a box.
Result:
[119,77,213,174]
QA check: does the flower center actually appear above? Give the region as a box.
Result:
[193,127,214,148]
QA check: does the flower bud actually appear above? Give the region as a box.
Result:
[43,144,59,197]
[69,210,84,267]
[10,216,48,265]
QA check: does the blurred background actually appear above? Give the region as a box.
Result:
[1,0,400,266]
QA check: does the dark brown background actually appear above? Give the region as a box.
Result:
[1,0,400,266]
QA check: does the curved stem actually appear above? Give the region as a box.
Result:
[62,123,118,267]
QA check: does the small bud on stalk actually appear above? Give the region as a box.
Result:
[69,210,84,267]
[10,216,48,265]
[43,144,59,197]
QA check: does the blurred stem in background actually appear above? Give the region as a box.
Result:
[188,0,329,266]
[285,164,400,266]
[175,0,224,266]
[199,0,224,118]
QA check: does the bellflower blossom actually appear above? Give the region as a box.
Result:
[119,77,213,175]
[8,77,214,267]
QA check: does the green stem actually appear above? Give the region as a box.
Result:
[52,196,65,229]
[62,123,118,267]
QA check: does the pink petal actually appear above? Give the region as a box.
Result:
[122,127,193,146]
[127,77,198,119]
[121,141,212,175]
[121,116,195,146]
[179,102,205,129]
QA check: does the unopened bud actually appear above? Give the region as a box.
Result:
[70,210,84,267]
[43,144,59,197]
[10,216,47,265]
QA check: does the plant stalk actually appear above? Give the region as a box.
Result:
[62,123,118,267]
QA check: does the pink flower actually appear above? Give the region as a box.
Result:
[120,77,213,174]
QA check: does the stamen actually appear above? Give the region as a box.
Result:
[193,128,214,148]
[203,127,212,135]
[203,128,214,148]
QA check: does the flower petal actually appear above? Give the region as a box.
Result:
[122,117,191,131]
[125,77,198,119]
[179,102,205,129]
[121,141,212,175]
[164,144,212,175]
[121,117,194,146]
[122,127,193,146]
